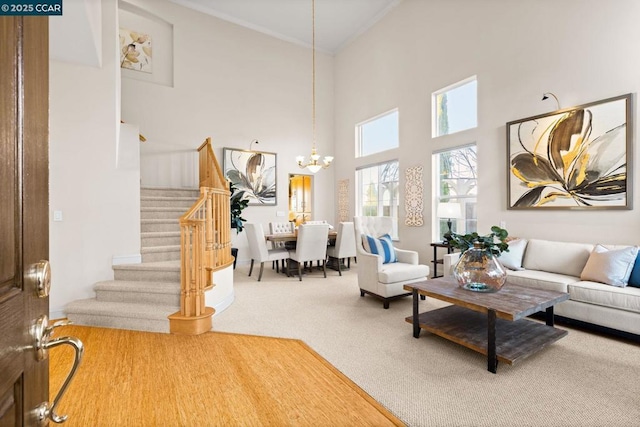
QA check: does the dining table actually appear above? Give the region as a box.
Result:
[264,230,338,244]
[265,230,342,273]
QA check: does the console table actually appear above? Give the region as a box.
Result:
[430,242,453,278]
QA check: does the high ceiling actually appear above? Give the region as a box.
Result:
[168,0,402,53]
[50,0,402,67]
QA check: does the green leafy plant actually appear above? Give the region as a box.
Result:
[230,182,249,234]
[446,226,509,257]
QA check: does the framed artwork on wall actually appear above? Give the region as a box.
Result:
[223,148,277,205]
[506,93,632,210]
[119,28,153,73]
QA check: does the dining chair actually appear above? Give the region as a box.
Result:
[269,221,295,270]
[301,220,334,268]
[326,222,357,276]
[245,223,290,281]
[304,220,334,229]
[288,224,330,281]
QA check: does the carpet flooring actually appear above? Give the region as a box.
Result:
[214,262,640,427]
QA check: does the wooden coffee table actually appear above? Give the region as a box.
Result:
[404,277,569,373]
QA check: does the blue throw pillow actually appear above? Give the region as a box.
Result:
[628,253,640,288]
[362,234,397,264]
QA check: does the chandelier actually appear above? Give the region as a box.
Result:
[296,0,333,173]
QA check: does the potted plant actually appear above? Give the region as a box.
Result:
[446,226,509,256]
[230,183,249,269]
[446,226,510,293]
[230,182,249,233]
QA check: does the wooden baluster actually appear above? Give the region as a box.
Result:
[205,190,213,251]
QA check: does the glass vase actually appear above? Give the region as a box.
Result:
[453,243,507,292]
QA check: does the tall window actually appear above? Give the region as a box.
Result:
[433,145,477,241]
[356,161,399,238]
[433,76,477,137]
[356,109,399,157]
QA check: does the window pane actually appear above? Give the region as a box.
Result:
[434,77,477,137]
[357,160,399,238]
[433,146,477,241]
[357,110,399,157]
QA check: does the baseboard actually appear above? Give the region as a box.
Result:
[112,254,142,266]
[212,290,235,318]
[50,309,66,320]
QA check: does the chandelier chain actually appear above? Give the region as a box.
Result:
[295,0,332,173]
[312,0,316,149]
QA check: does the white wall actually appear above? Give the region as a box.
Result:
[120,0,336,263]
[334,0,640,263]
[49,0,141,317]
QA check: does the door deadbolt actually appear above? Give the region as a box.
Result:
[28,260,51,298]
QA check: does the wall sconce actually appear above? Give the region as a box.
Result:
[542,92,561,110]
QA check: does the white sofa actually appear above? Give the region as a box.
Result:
[443,238,640,337]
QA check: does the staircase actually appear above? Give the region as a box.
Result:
[65,187,199,333]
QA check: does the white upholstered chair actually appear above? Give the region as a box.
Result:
[301,220,333,268]
[269,221,295,236]
[353,216,430,308]
[326,222,357,276]
[288,224,330,281]
[304,220,333,229]
[269,221,295,270]
[245,223,290,281]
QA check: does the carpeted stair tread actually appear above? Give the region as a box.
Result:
[141,207,188,212]
[141,196,197,202]
[140,187,199,198]
[113,260,180,271]
[141,231,181,245]
[113,261,180,283]
[141,219,179,224]
[66,299,178,319]
[141,231,181,237]
[140,245,180,253]
[93,280,180,294]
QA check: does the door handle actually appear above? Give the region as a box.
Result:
[27,260,51,298]
[31,315,84,425]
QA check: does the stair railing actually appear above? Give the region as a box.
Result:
[169,138,233,335]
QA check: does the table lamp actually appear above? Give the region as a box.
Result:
[437,202,462,240]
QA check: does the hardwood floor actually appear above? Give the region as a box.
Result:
[50,325,403,426]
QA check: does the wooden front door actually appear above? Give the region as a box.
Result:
[0,16,50,425]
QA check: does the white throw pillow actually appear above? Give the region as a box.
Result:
[498,239,528,271]
[580,244,639,287]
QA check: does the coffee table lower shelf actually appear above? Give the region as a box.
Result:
[406,305,567,367]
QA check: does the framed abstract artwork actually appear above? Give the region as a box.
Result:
[506,93,632,210]
[223,148,277,205]
[119,28,153,73]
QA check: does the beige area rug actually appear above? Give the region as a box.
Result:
[214,262,640,427]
